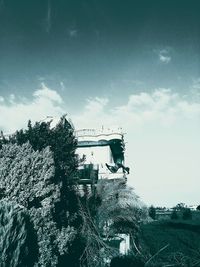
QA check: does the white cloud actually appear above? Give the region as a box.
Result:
[156,48,171,64]
[0,83,64,133]
[159,54,171,63]
[192,77,200,90]
[0,86,199,207]
[33,83,63,104]
[72,89,200,130]
[72,89,200,207]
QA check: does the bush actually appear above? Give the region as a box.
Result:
[0,200,38,267]
[0,116,83,267]
[149,206,156,220]
[182,208,192,220]
[110,255,144,267]
[171,209,179,220]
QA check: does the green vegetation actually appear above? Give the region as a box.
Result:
[148,205,156,220]
[0,117,148,267]
[0,117,199,266]
[0,117,82,266]
[0,200,38,267]
[138,218,200,266]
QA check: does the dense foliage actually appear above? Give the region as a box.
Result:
[79,179,149,267]
[95,179,148,235]
[1,117,78,185]
[0,200,38,267]
[148,206,156,220]
[0,117,84,267]
[0,142,78,266]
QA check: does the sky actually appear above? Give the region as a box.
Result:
[0,0,200,207]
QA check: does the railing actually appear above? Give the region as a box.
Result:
[98,171,126,180]
[75,127,124,138]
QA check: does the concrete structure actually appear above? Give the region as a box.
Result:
[76,128,129,184]
[76,128,131,255]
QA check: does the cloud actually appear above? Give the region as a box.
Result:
[0,86,199,206]
[156,49,171,64]
[159,54,171,64]
[192,77,200,90]
[72,89,200,130]
[0,83,64,133]
[72,89,200,206]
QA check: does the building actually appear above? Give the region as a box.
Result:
[76,127,131,255]
[75,128,129,185]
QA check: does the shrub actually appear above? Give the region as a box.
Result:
[171,209,179,220]
[0,200,38,267]
[0,140,80,266]
[110,255,144,267]
[149,205,156,220]
[182,208,192,220]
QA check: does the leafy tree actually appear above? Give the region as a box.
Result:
[95,180,148,235]
[175,203,186,211]
[0,141,80,266]
[148,205,156,220]
[79,179,148,266]
[182,208,192,220]
[196,205,200,211]
[171,209,179,220]
[0,142,56,209]
[3,116,78,185]
[0,200,38,267]
[0,117,81,226]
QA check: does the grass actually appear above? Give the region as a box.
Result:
[138,215,200,265]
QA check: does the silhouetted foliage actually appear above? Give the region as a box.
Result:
[182,208,192,220]
[110,255,144,267]
[0,200,38,267]
[171,209,179,220]
[196,205,200,211]
[175,203,186,211]
[148,205,156,220]
[96,179,148,235]
[78,179,148,267]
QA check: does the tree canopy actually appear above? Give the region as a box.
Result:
[0,117,83,267]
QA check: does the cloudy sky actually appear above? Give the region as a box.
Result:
[0,0,200,207]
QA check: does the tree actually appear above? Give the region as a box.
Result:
[175,203,186,211]
[171,209,179,220]
[3,116,79,185]
[0,200,38,267]
[0,116,83,267]
[0,142,56,209]
[148,205,156,220]
[182,208,192,220]
[196,205,200,211]
[79,179,148,267]
[95,180,148,235]
[0,117,82,226]
[0,142,76,266]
